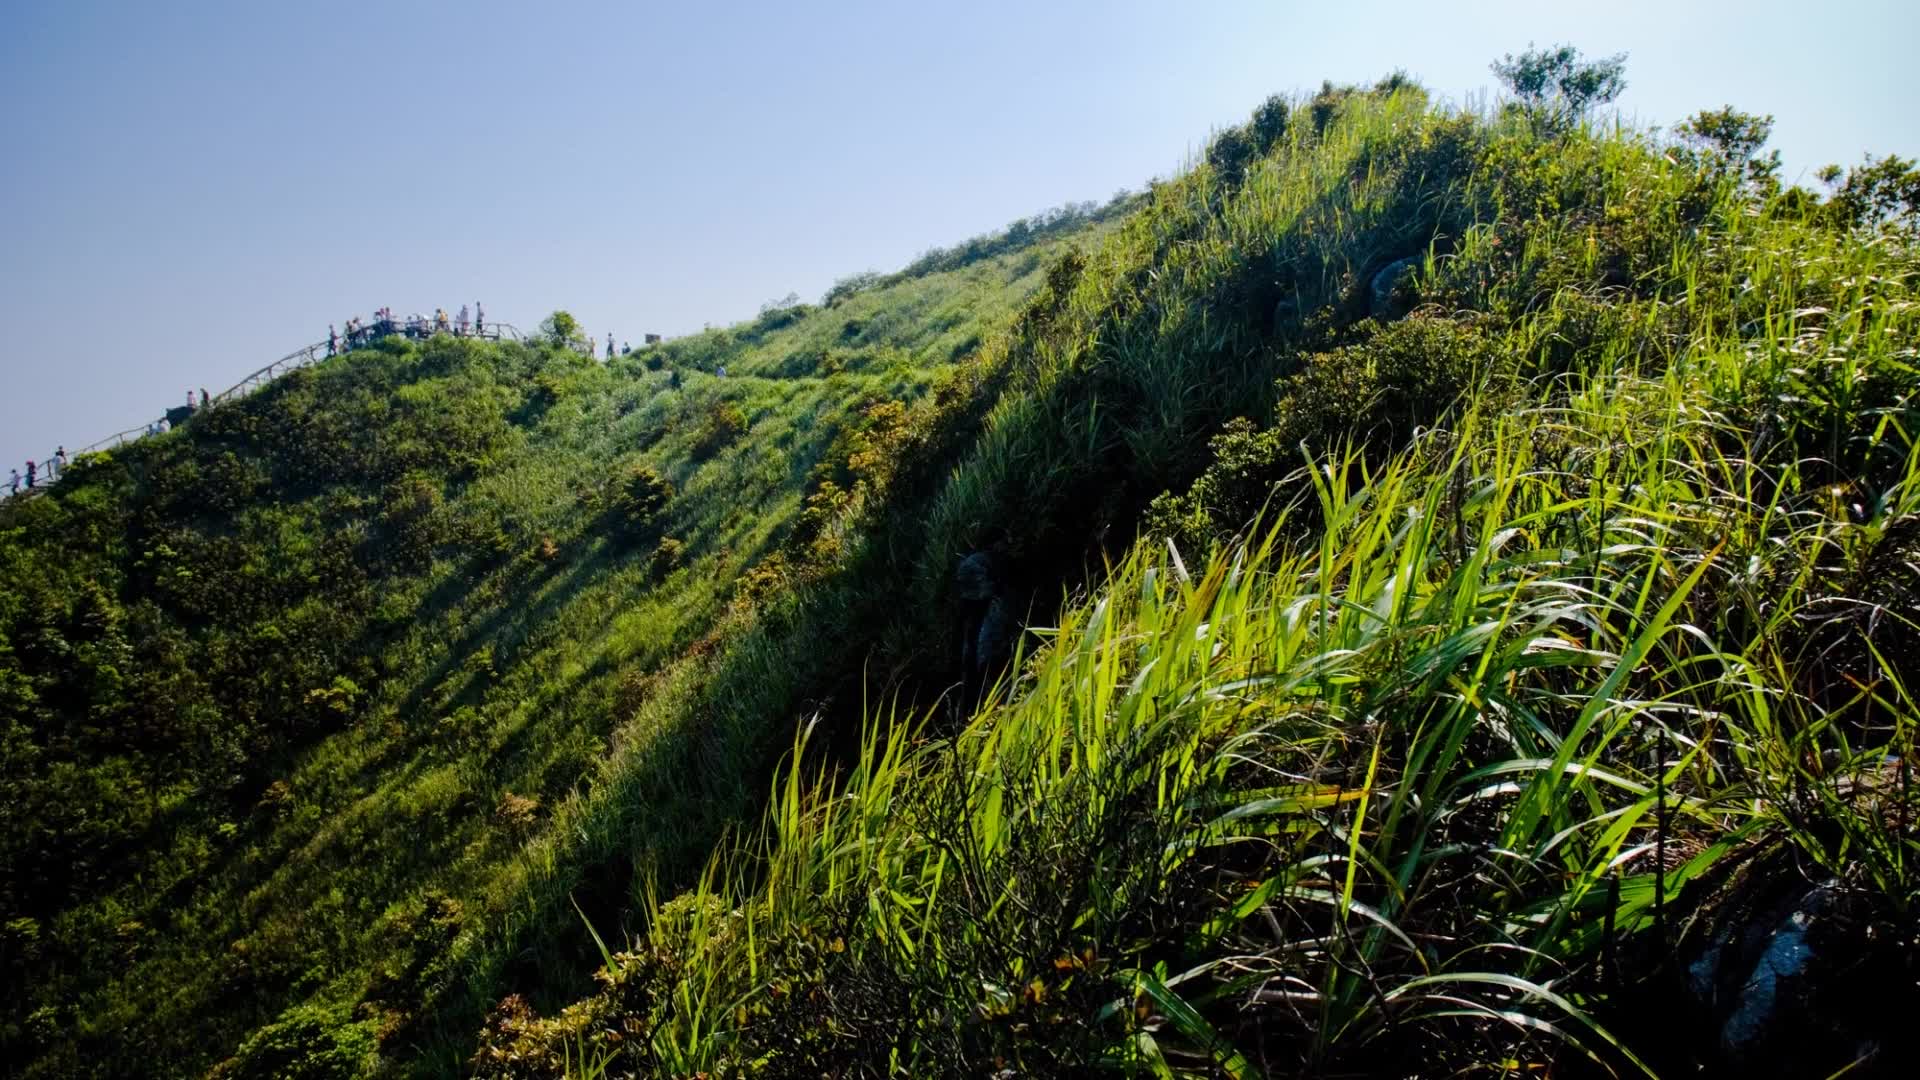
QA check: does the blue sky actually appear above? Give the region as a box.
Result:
[3,0,1915,471]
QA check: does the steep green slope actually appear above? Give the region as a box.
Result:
[464,85,1920,1077]
[6,67,1918,1080]
[0,216,1113,1078]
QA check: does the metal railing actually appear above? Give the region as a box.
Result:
[5,321,524,503]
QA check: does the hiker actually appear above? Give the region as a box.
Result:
[200,389,209,409]
[475,302,483,332]
[186,389,196,411]
[607,332,615,358]
[24,461,35,489]
[457,304,470,335]
[328,324,338,356]
[55,447,67,475]
[436,308,449,333]
[622,341,630,355]
[8,467,19,495]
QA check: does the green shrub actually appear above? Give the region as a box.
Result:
[1249,93,1289,152]
[1204,125,1256,186]
[610,464,674,542]
[645,536,685,582]
[536,310,584,350]
[208,1002,377,1080]
[690,401,747,460]
[1149,316,1499,546]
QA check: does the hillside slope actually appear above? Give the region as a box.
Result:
[462,84,1920,1078]
[6,70,1920,1080]
[0,210,1121,1078]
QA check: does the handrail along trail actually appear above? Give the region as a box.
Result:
[6,322,522,500]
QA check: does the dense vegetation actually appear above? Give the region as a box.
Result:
[0,223,1102,1077]
[5,51,1920,1078]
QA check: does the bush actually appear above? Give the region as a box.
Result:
[208,1002,377,1080]
[1204,125,1256,186]
[690,401,747,461]
[1149,316,1498,546]
[536,310,585,351]
[1309,79,1352,136]
[645,536,685,582]
[823,271,883,308]
[610,465,674,541]
[1249,93,1289,153]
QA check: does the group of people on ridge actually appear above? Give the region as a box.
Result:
[329,302,484,356]
[8,446,67,498]
[10,301,518,503]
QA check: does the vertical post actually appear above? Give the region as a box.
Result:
[1654,725,1668,947]
[1602,869,1620,990]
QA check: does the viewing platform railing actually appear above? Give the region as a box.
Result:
[5,321,523,503]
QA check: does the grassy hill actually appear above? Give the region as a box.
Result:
[0,208,1122,1077]
[5,64,1920,1079]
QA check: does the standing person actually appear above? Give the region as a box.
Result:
[457,304,470,336]
[474,302,483,334]
[55,447,68,476]
[607,332,614,358]
[200,389,210,409]
[8,467,19,495]
[24,461,35,489]
[328,324,338,357]
[187,389,196,411]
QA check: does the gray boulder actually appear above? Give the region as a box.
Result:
[954,550,1001,602]
[1369,256,1420,319]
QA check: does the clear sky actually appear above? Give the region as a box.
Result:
[3,0,1915,472]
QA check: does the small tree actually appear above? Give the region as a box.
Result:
[1675,106,1781,191]
[1491,44,1627,133]
[610,464,674,542]
[1819,155,1920,230]
[537,310,586,351]
[822,271,882,308]
[1204,125,1256,186]
[1249,94,1290,153]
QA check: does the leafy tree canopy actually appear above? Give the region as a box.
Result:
[1491,43,1627,131]
[1675,106,1781,189]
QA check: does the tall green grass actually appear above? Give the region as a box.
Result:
[502,337,1915,1073]
[473,89,1920,1075]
